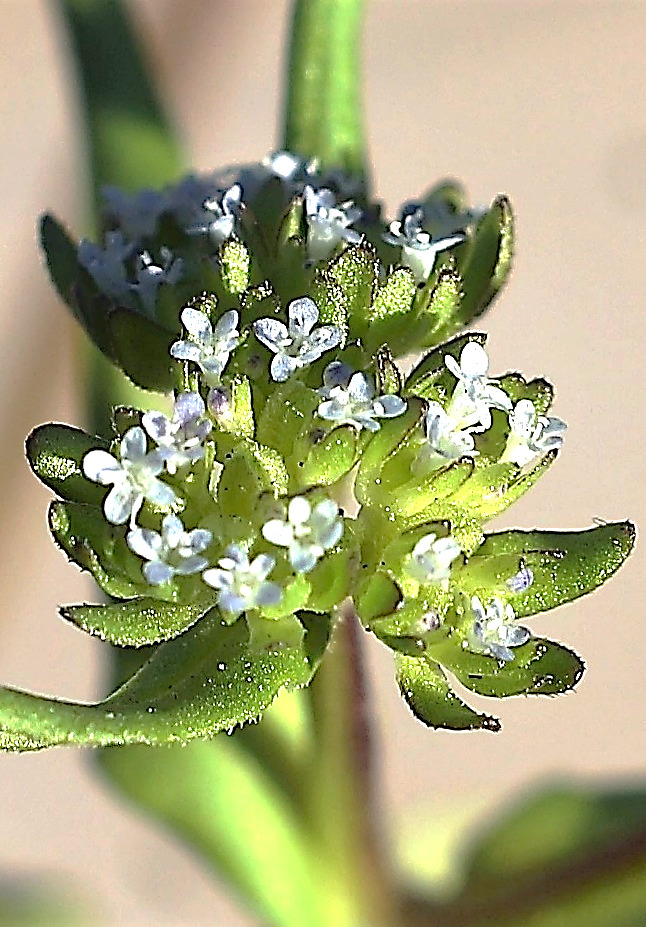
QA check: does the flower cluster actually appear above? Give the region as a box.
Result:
[29,147,633,738]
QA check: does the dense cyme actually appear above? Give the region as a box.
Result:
[23,149,634,742]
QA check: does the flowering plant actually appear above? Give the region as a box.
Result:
[11,143,632,744]
[0,2,639,926]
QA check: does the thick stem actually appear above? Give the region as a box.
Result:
[308,604,401,927]
[283,0,367,181]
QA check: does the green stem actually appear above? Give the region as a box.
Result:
[307,604,401,927]
[283,0,367,181]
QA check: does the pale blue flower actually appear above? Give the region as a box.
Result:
[82,426,175,526]
[202,545,282,615]
[171,307,240,385]
[445,341,511,431]
[303,185,362,262]
[466,595,530,662]
[127,514,212,585]
[416,400,478,472]
[131,247,184,315]
[77,230,133,302]
[500,399,567,466]
[253,297,342,381]
[143,392,212,475]
[317,363,407,432]
[262,496,343,573]
[383,208,464,283]
[406,533,461,584]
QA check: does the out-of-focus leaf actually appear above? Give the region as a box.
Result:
[403,783,646,927]
[99,738,324,927]
[108,309,177,392]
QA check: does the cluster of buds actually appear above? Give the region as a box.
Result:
[27,150,633,737]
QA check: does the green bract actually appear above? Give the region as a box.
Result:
[0,154,633,751]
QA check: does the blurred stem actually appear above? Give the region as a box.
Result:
[57,0,184,434]
[283,0,367,181]
[308,605,401,927]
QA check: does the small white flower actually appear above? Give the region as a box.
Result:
[383,208,464,283]
[82,426,176,526]
[127,514,212,585]
[303,185,362,262]
[316,362,407,432]
[445,341,511,431]
[142,392,212,475]
[416,401,477,472]
[253,297,342,382]
[506,561,534,594]
[262,496,344,573]
[170,307,241,385]
[131,247,184,315]
[406,533,462,584]
[102,186,168,240]
[77,230,134,302]
[186,183,242,245]
[202,545,282,615]
[500,399,567,466]
[466,595,530,662]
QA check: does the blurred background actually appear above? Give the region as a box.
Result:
[0,1,644,924]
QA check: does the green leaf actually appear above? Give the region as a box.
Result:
[458,195,514,323]
[0,611,324,752]
[108,308,177,391]
[436,636,585,698]
[461,522,635,617]
[26,424,107,505]
[61,595,213,647]
[396,655,500,732]
[49,501,146,600]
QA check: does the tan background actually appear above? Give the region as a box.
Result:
[0,1,644,924]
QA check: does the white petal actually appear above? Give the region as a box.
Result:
[374,394,407,417]
[82,449,120,484]
[288,496,311,526]
[347,373,373,403]
[249,554,275,581]
[127,528,161,561]
[270,353,298,382]
[460,341,489,377]
[174,391,205,424]
[202,567,231,591]
[255,582,282,607]
[142,411,172,444]
[290,544,318,573]
[145,479,176,508]
[144,561,175,585]
[186,529,213,553]
[170,340,202,363]
[104,484,139,525]
[262,519,294,548]
[121,426,147,462]
[288,297,319,337]
[161,513,184,547]
[214,309,239,337]
[253,318,289,351]
[181,307,213,342]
